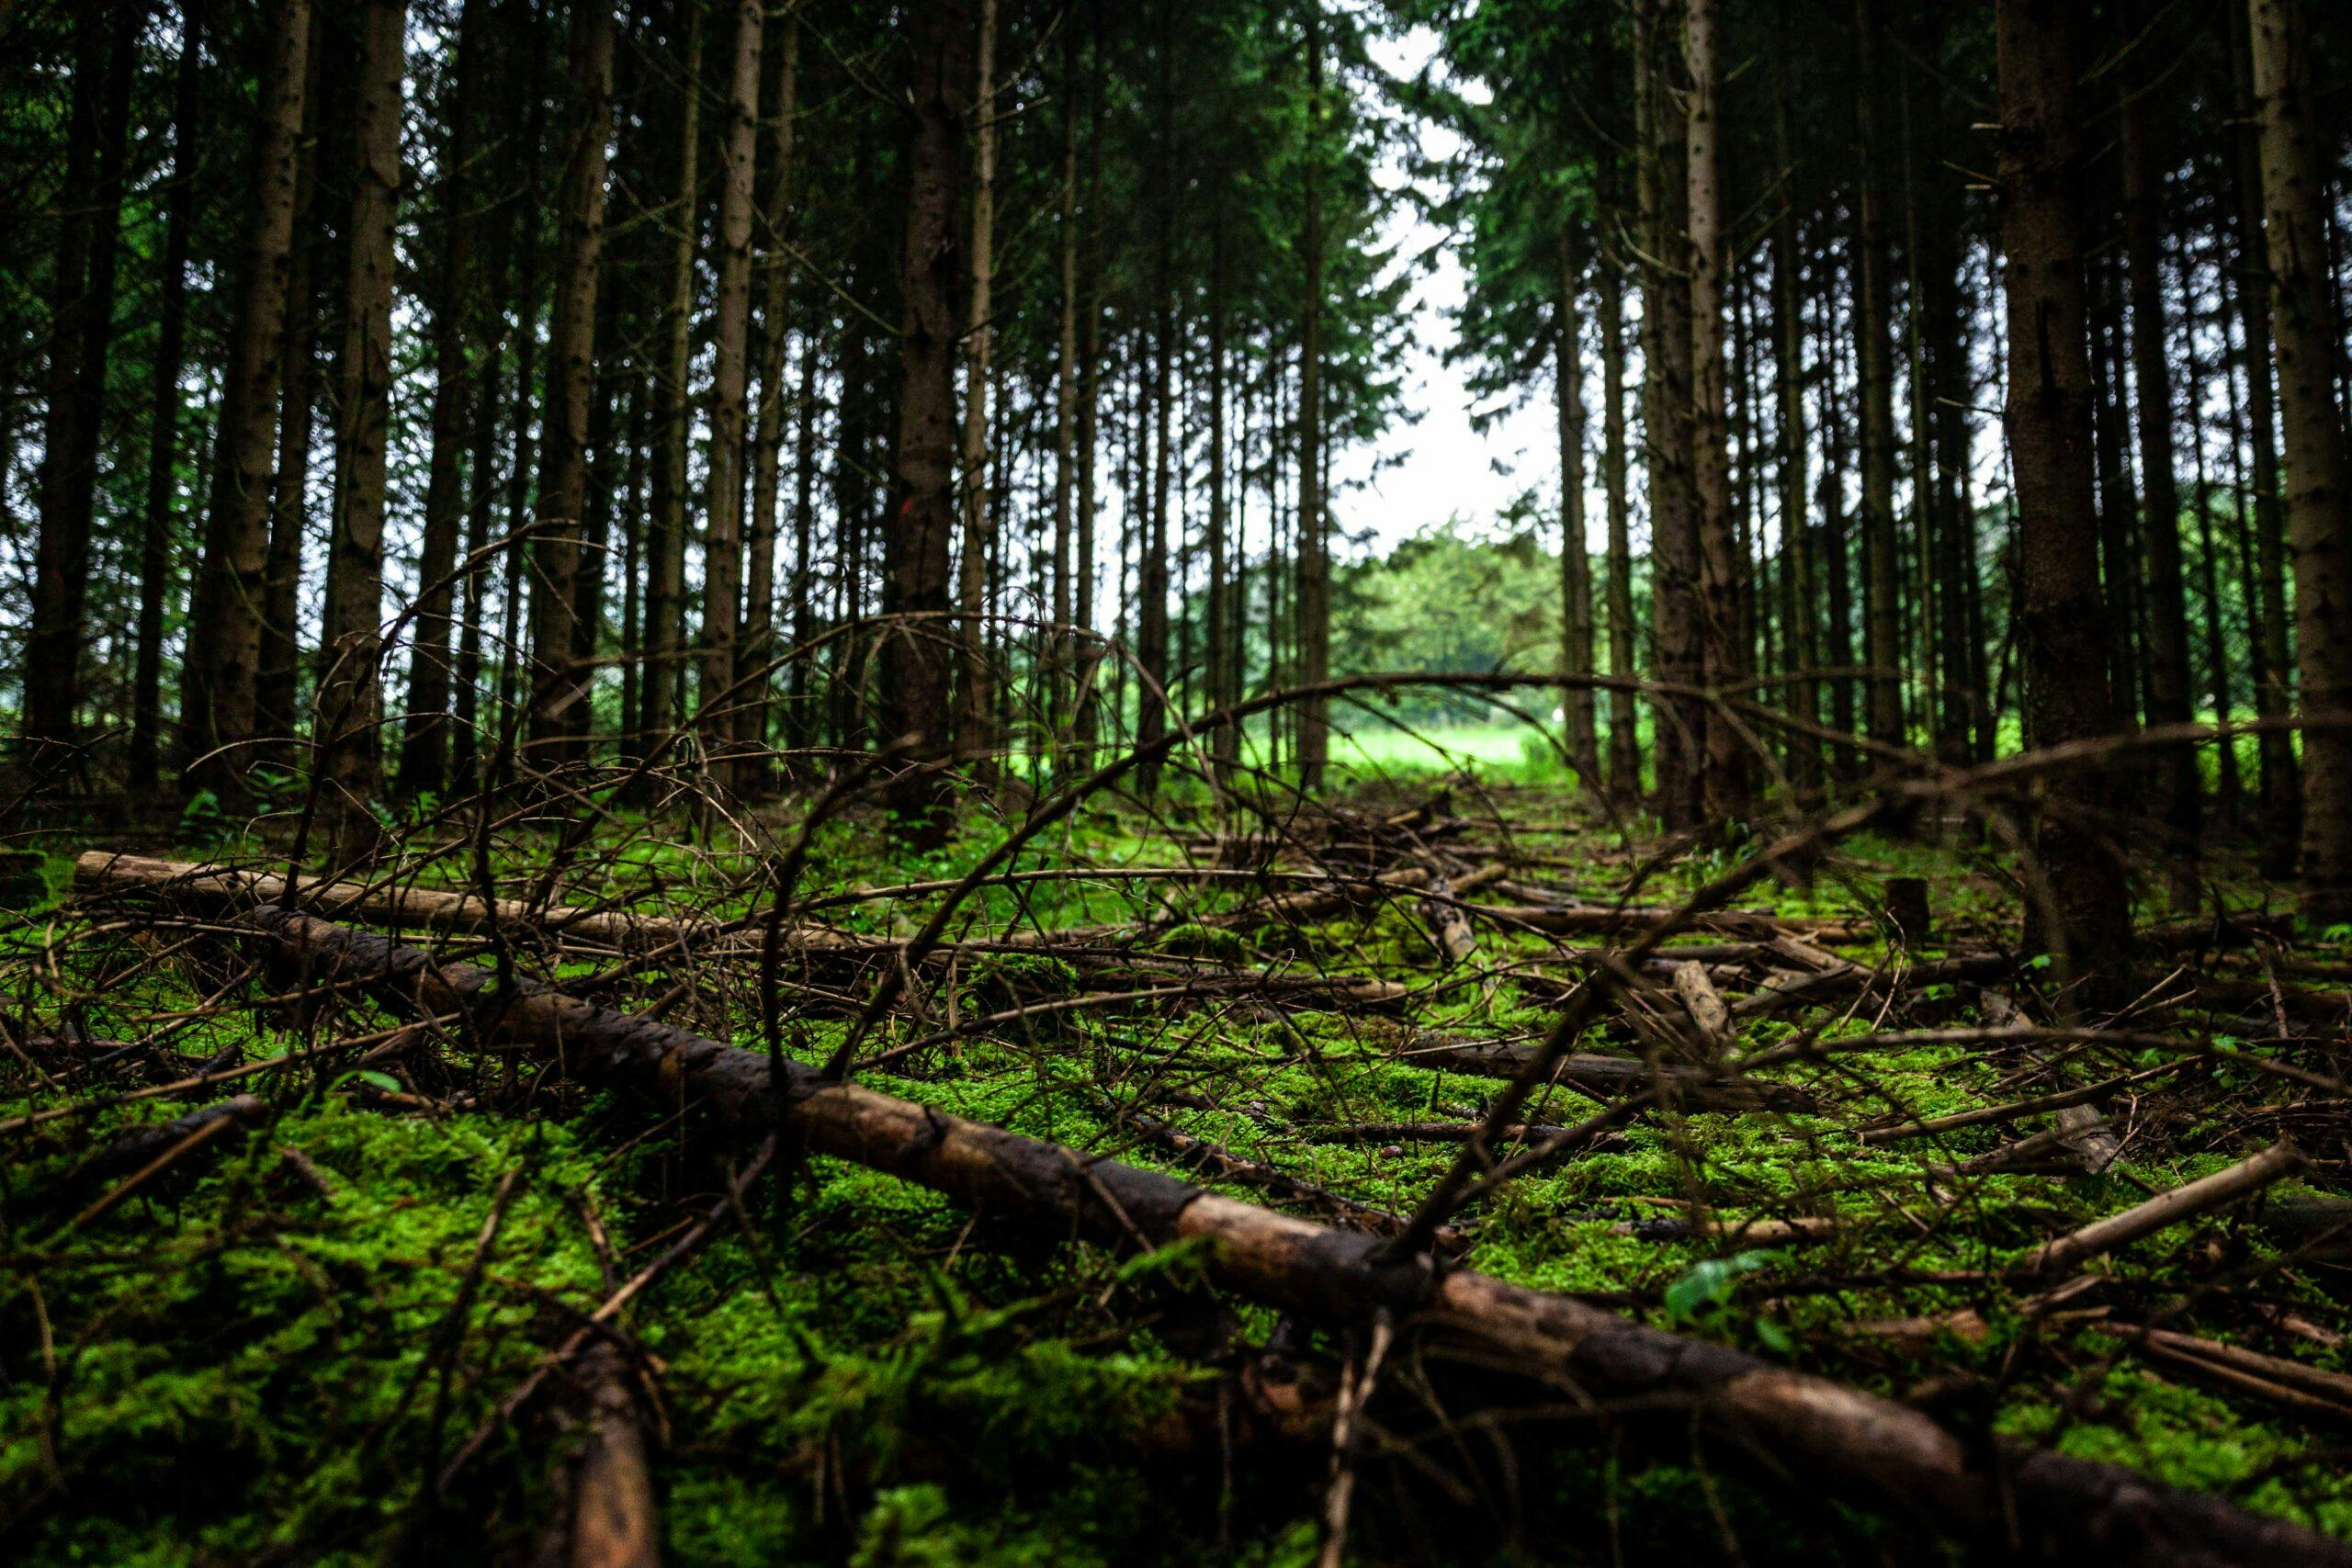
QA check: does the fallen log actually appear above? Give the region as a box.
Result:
[537,1343,661,1568]
[1670,963,1735,1058]
[1395,1032,1815,1112]
[75,850,716,950]
[1482,901,1872,943]
[2019,1143,2308,1279]
[229,904,2351,1566]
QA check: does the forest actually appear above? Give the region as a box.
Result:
[7,0,2352,1561]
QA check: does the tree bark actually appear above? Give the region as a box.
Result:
[1638,0,1701,826]
[1769,40,1816,789]
[521,0,615,773]
[130,3,209,792]
[1685,0,1746,821]
[954,0,1001,779]
[1295,1,1330,793]
[2249,0,2352,918]
[182,0,313,801]
[313,0,409,840]
[2227,0,2299,841]
[24,0,136,766]
[741,6,802,788]
[1555,233,1599,786]
[2121,59,2201,855]
[694,0,764,784]
[1996,0,2132,987]
[399,0,492,798]
[641,0,703,754]
[880,0,971,836]
[1852,0,1902,749]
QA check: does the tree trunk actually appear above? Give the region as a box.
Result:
[1050,10,1081,731]
[1638,0,1701,826]
[1852,0,1901,749]
[1555,231,1599,786]
[695,0,763,784]
[1209,199,1238,778]
[130,4,209,791]
[741,8,801,789]
[182,0,313,801]
[313,0,409,840]
[2227,0,2300,846]
[641,0,703,754]
[256,20,337,763]
[1996,0,2132,987]
[1295,1,1330,793]
[521,0,615,772]
[785,311,820,757]
[1685,0,1745,821]
[880,0,971,836]
[2249,0,2352,917]
[2089,253,2143,740]
[26,1,136,766]
[1770,44,1816,788]
[954,0,1000,779]
[1600,236,1641,801]
[399,0,492,798]
[2120,61,2202,860]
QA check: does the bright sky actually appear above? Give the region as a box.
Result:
[1337,24,1564,557]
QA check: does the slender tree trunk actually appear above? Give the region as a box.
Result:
[452,136,518,790]
[1050,11,1081,729]
[694,0,763,783]
[1770,47,1816,787]
[1685,0,1745,820]
[1209,201,1238,778]
[1601,234,1641,800]
[2089,253,2143,739]
[1852,0,1901,748]
[741,7,801,788]
[256,20,335,761]
[880,0,970,836]
[2121,61,2202,858]
[1295,1,1330,792]
[131,5,209,791]
[2186,261,2244,825]
[1996,0,2132,983]
[955,0,1000,777]
[642,0,703,752]
[1555,231,1599,785]
[314,0,409,840]
[1136,2,1177,793]
[25,1,137,765]
[784,318,820,756]
[1819,269,1857,774]
[1921,202,1976,766]
[522,0,615,770]
[1638,0,1701,826]
[2249,0,2352,917]
[182,0,313,800]
[2229,0,2300,849]
[399,0,492,798]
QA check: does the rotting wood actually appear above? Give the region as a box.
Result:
[1396,1032,1815,1111]
[224,904,2352,1566]
[2020,1142,2308,1279]
[1669,962,1734,1057]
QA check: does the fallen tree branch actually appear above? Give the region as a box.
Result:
[232,904,2352,1566]
[2019,1143,2308,1279]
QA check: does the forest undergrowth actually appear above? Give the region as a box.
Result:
[6,761,2352,1565]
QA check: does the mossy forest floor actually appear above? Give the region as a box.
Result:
[6,772,2352,1564]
